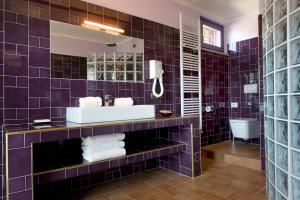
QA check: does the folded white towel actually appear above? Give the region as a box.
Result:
[82,141,125,154]
[81,133,125,147]
[79,97,102,108]
[114,97,134,107]
[83,148,126,163]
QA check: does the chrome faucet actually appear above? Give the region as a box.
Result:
[104,95,113,106]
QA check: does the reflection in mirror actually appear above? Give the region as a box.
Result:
[50,20,144,82]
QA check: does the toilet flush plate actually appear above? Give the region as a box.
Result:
[244,84,257,93]
[231,102,238,108]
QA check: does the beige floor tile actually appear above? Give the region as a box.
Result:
[129,186,161,199]
[200,192,226,200]
[226,188,256,200]
[67,157,267,200]
[212,184,240,198]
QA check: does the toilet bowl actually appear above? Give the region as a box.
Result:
[229,118,260,141]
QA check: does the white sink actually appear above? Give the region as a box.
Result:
[66,105,155,123]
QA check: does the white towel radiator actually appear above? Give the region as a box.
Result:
[179,13,202,127]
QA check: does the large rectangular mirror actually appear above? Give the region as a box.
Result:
[50,21,144,82]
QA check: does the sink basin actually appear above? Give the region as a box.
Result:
[66,105,155,123]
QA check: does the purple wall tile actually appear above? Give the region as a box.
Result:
[89,162,109,173]
[8,177,25,193]
[66,168,77,178]
[8,148,31,178]
[8,134,24,149]
[201,50,230,146]
[5,22,28,45]
[4,54,28,76]
[4,87,28,108]
[41,130,68,142]
[77,166,89,176]
[29,78,50,97]
[70,80,87,97]
[9,190,32,200]
[29,47,50,68]
[68,129,81,139]
[38,171,65,184]
[25,133,41,147]
[51,88,70,107]
[5,0,28,15]
[50,0,70,23]
[29,17,49,38]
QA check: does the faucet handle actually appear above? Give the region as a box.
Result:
[105,94,112,101]
[104,95,113,106]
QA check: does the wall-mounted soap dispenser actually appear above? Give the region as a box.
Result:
[149,60,164,98]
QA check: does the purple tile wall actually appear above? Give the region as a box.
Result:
[0,0,181,199]
[201,50,230,147]
[159,124,201,177]
[29,16,51,125]
[0,1,4,198]
[0,3,198,199]
[3,0,181,124]
[34,159,158,199]
[4,11,29,126]
[201,17,264,150]
[5,116,199,199]
[228,37,260,144]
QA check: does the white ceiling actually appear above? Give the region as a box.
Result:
[174,0,259,24]
[50,21,129,44]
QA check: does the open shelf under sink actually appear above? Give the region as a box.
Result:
[33,138,185,174]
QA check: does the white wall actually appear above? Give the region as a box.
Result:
[84,0,259,53]
[51,35,144,57]
[117,38,144,53]
[51,35,117,57]
[224,14,259,45]
[83,0,218,29]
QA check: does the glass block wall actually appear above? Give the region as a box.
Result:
[263,0,300,199]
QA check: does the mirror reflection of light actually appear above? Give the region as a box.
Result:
[82,20,125,35]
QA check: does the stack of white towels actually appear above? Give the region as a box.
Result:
[81,133,126,163]
[113,97,134,106]
[79,97,134,108]
[79,97,102,108]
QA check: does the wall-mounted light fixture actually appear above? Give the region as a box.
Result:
[82,20,125,35]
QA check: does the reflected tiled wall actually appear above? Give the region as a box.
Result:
[51,54,87,79]
[201,50,230,146]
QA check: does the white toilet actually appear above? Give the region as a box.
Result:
[229,118,260,141]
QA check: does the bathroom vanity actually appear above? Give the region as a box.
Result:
[4,116,201,200]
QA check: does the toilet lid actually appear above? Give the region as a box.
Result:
[230,118,258,123]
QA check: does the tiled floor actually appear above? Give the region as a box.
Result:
[202,141,261,170]
[68,158,267,200]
